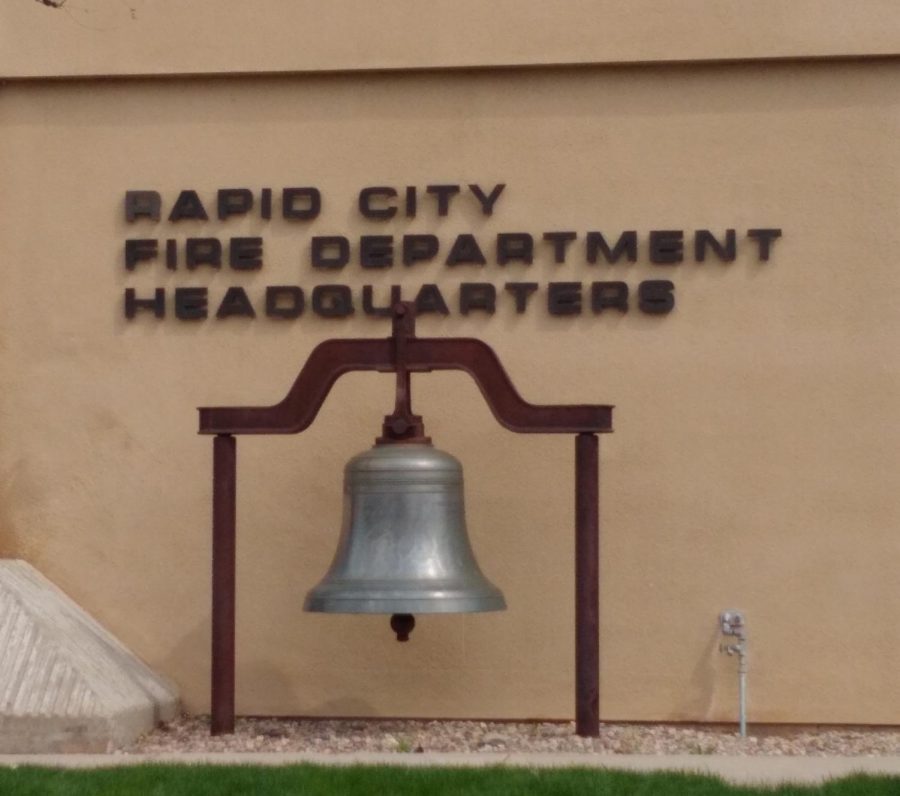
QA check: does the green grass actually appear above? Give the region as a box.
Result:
[0,764,897,796]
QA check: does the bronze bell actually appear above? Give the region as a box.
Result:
[304,440,506,640]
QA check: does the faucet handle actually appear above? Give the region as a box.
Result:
[720,610,745,636]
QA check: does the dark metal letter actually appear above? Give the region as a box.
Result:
[168,190,209,221]
[175,287,209,320]
[265,286,304,319]
[125,239,158,270]
[312,285,354,317]
[360,236,394,269]
[468,183,505,215]
[282,187,321,220]
[186,238,222,269]
[459,283,496,315]
[414,284,450,315]
[166,239,177,270]
[505,282,539,313]
[445,234,487,266]
[694,229,736,262]
[217,189,253,220]
[497,233,534,265]
[648,230,683,264]
[358,187,398,220]
[591,282,629,313]
[638,280,675,314]
[402,235,439,266]
[311,237,350,269]
[216,287,256,319]
[124,288,164,319]
[125,190,161,222]
[426,184,460,216]
[404,186,417,218]
[229,237,263,270]
[548,282,582,315]
[543,232,577,264]
[586,231,637,264]
[747,228,782,261]
[363,285,402,317]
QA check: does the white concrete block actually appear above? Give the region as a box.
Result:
[0,560,178,752]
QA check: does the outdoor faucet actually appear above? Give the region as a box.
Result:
[719,610,748,737]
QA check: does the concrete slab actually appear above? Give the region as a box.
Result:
[1,752,900,785]
[0,560,178,753]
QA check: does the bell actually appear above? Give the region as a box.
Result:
[304,442,506,639]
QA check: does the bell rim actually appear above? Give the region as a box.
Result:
[303,593,507,614]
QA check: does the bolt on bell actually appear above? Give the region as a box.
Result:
[304,442,506,623]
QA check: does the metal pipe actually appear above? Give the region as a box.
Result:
[739,667,747,737]
[719,611,747,737]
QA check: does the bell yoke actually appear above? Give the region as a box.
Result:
[198,301,612,736]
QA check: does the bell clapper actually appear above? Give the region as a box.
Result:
[390,613,416,642]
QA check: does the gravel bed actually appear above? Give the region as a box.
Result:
[125,716,900,757]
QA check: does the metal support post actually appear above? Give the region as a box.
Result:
[211,433,236,735]
[575,432,600,737]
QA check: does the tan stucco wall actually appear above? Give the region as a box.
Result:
[1,57,898,723]
[3,0,900,78]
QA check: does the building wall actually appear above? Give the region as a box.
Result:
[1,5,899,723]
[3,0,898,77]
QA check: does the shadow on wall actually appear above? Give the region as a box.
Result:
[236,661,310,717]
[308,697,377,718]
[0,458,48,561]
[165,618,305,716]
[0,529,18,559]
[162,617,210,714]
[162,615,379,717]
[675,626,720,720]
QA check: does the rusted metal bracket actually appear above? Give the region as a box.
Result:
[200,304,611,436]
[200,302,613,737]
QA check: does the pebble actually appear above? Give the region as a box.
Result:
[124,717,900,757]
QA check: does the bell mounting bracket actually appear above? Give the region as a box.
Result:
[198,302,613,738]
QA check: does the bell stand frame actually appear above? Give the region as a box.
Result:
[198,302,613,737]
